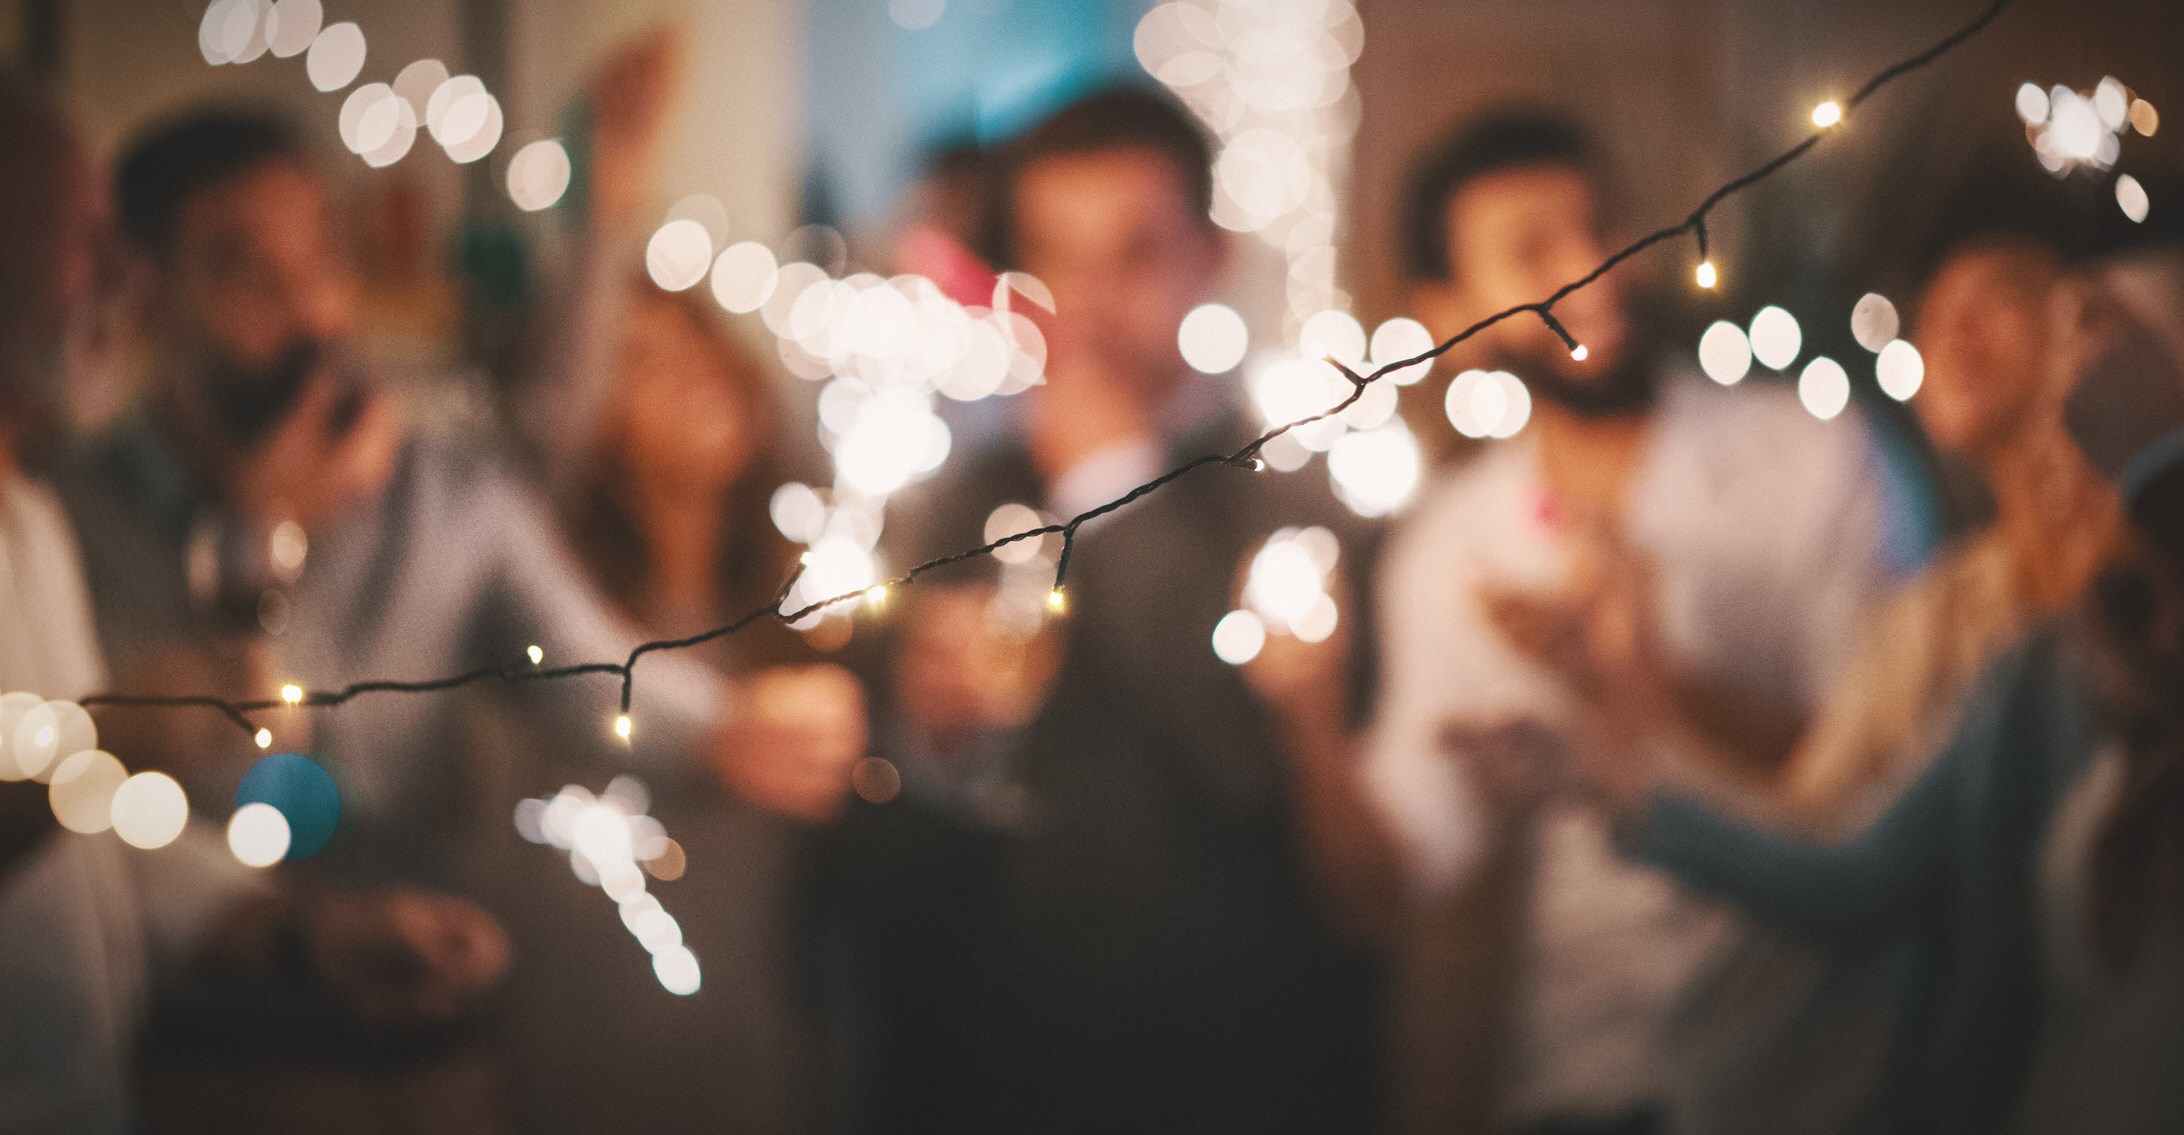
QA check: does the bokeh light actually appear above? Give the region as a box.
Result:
[226,802,293,867]
[198,0,267,66]
[237,751,342,859]
[2016,81,2050,126]
[1444,369,1531,439]
[1850,292,1899,352]
[1798,356,1851,420]
[646,219,715,292]
[266,0,322,59]
[2116,173,2150,223]
[395,59,450,117]
[1212,609,1267,666]
[11,699,94,783]
[710,241,779,313]
[304,20,365,92]
[111,772,189,850]
[1749,305,1802,370]
[1368,317,1435,385]
[653,945,703,996]
[48,750,127,834]
[1298,309,1367,367]
[506,139,572,212]
[1327,421,1421,518]
[1178,303,1249,374]
[889,0,946,32]
[1697,320,1752,386]
[1876,339,1924,401]
[0,691,41,780]
[984,502,1049,565]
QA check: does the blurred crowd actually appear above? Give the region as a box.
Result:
[3,24,2184,1135]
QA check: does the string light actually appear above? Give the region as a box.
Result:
[1811,100,1843,127]
[1046,589,1069,615]
[527,644,545,665]
[1694,260,1718,289]
[255,728,273,749]
[81,0,2015,749]
[280,683,304,705]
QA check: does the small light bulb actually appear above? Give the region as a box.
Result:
[1812,100,1842,127]
[254,728,273,750]
[1046,589,1068,614]
[865,584,889,610]
[1248,457,1267,472]
[1570,344,1590,362]
[1695,260,1717,289]
[527,644,544,665]
[614,714,633,741]
[280,683,303,705]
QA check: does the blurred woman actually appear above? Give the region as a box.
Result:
[1580,246,2184,1135]
[564,282,800,647]
[1776,181,2122,821]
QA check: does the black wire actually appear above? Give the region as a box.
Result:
[80,0,2015,738]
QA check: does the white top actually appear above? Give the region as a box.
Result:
[1365,376,1901,1119]
[0,472,262,1135]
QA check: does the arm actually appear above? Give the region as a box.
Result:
[1628,643,2035,945]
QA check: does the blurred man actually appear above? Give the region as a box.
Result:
[827,86,1388,1133]
[1345,113,1911,1133]
[0,74,506,1135]
[64,105,864,885]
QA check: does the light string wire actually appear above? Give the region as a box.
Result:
[82,0,2012,739]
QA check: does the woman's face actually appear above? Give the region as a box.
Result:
[614,296,756,495]
[1913,242,2064,459]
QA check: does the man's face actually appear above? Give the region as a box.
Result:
[1010,147,1223,405]
[1420,165,1635,404]
[149,161,358,425]
[1913,243,2063,459]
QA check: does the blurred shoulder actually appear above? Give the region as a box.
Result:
[1655,368,1876,488]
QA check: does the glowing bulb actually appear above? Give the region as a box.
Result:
[527,644,544,665]
[614,714,633,741]
[1695,260,1717,289]
[1046,589,1068,614]
[866,584,890,610]
[254,728,273,750]
[280,683,303,704]
[1570,344,1589,362]
[1812,100,1842,128]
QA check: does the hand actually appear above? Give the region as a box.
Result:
[713,663,867,822]
[1481,522,1666,714]
[302,888,509,1026]
[227,374,402,537]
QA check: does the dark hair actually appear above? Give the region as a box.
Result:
[115,106,312,257]
[1398,111,1600,282]
[1915,151,2097,282]
[981,85,1214,268]
[566,282,804,660]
